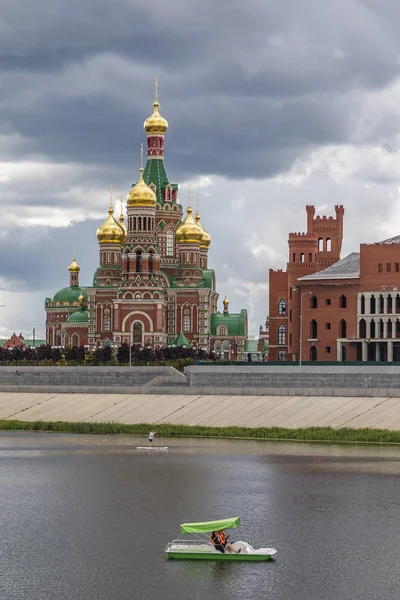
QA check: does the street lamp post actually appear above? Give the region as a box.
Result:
[129,329,133,367]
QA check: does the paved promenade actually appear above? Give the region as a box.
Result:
[1,392,400,429]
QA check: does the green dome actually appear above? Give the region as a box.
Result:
[53,286,87,304]
[67,308,88,323]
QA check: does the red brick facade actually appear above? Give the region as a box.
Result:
[269,205,400,362]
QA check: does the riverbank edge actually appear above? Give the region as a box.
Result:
[2,419,400,445]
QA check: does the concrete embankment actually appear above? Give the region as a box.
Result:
[2,392,400,429]
[2,365,400,397]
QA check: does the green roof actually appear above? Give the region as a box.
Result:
[170,332,191,347]
[210,310,247,337]
[142,158,178,206]
[201,269,215,290]
[52,286,88,304]
[67,308,88,323]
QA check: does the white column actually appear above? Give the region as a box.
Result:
[337,340,342,361]
[388,341,393,363]
[362,341,367,362]
[383,319,388,339]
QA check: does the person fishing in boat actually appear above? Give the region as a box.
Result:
[210,530,241,553]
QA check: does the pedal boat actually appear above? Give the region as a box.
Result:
[165,517,277,562]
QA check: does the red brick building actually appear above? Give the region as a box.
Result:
[45,84,248,357]
[269,204,400,363]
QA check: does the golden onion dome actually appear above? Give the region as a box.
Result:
[96,205,125,244]
[144,100,168,135]
[195,212,211,249]
[68,257,80,273]
[176,206,203,244]
[127,168,157,207]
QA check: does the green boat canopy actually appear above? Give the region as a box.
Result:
[180,517,241,534]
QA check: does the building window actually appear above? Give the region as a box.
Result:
[278,299,286,315]
[310,319,318,339]
[378,263,383,272]
[359,318,367,338]
[300,253,304,262]
[326,299,331,306]
[104,314,111,331]
[89,320,94,325]
[326,323,331,330]
[183,315,191,332]
[326,238,332,251]
[136,251,142,273]
[370,295,376,314]
[219,326,226,335]
[396,263,400,273]
[289,333,292,346]
[289,309,292,323]
[318,238,323,251]
[72,334,79,347]
[278,350,286,362]
[339,294,347,308]
[199,320,205,325]
[339,319,347,338]
[278,324,286,345]
[310,345,318,361]
[387,263,391,273]
[310,295,318,309]
[325,346,331,353]
[166,230,174,256]
[360,295,365,314]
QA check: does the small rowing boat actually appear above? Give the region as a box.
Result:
[165,517,277,561]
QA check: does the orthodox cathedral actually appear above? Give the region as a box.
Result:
[45,84,248,359]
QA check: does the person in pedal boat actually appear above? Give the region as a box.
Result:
[148,431,157,447]
[210,530,241,553]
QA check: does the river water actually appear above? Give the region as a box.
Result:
[1,432,400,600]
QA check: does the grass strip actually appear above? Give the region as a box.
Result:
[1,420,400,445]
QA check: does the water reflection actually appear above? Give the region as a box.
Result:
[1,432,400,600]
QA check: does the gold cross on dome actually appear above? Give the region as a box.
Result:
[109,184,113,207]
[196,192,200,212]
[140,143,144,170]
[155,77,159,103]
[188,183,192,207]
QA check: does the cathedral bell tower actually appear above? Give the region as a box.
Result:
[123,145,160,282]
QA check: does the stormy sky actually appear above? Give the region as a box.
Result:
[1,0,400,339]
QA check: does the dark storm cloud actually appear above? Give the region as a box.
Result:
[1,0,400,180]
